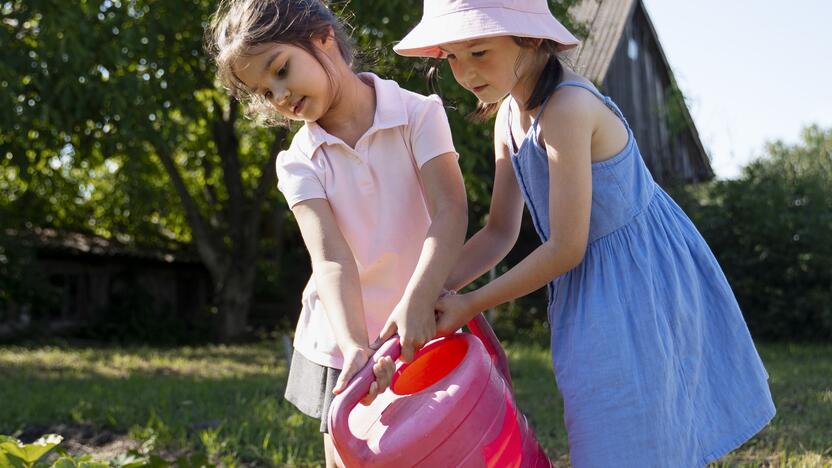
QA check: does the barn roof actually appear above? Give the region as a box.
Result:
[570,0,637,83]
[568,0,712,180]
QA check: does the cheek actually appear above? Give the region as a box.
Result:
[448,61,466,82]
[447,61,459,77]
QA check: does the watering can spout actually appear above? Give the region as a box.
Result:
[467,314,513,388]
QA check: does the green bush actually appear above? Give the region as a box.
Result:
[673,125,832,340]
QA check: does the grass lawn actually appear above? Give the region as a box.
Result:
[0,340,830,467]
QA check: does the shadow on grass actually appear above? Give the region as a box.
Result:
[503,342,832,467]
[1,341,829,467]
[0,342,326,467]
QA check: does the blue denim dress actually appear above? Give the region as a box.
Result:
[508,81,776,467]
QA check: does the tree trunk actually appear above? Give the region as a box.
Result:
[153,99,285,342]
[214,257,257,342]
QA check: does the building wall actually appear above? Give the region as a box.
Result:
[6,252,213,335]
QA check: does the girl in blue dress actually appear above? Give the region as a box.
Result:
[394,0,776,466]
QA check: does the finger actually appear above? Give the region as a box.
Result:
[375,320,398,347]
[435,316,452,337]
[426,322,437,341]
[373,358,393,392]
[400,338,414,363]
[361,381,378,406]
[333,371,349,395]
[382,357,395,389]
[332,359,360,394]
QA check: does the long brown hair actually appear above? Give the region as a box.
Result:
[205,0,355,125]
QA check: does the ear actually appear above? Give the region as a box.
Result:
[314,26,337,52]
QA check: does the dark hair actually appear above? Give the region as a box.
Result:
[205,0,355,125]
[427,37,564,122]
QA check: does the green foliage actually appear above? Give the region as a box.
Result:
[0,0,587,234]
[0,434,64,467]
[0,0,207,240]
[673,125,832,340]
[0,0,588,336]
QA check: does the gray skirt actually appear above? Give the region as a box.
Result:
[284,350,341,433]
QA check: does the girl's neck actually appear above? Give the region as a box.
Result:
[316,70,376,147]
[508,53,547,119]
[509,57,579,120]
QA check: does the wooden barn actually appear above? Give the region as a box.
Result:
[569,0,714,185]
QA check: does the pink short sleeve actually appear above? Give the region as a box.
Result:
[276,149,326,208]
[410,95,458,168]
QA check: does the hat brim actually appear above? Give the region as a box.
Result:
[394,7,580,58]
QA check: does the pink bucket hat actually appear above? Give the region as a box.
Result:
[394,0,580,58]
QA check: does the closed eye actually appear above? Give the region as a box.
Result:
[276,62,288,78]
[472,50,487,58]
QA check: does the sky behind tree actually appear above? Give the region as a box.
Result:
[641,0,832,178]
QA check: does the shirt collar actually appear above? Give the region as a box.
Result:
[296,72,408,158]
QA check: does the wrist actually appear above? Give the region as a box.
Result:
[465,289,489,318]
[340,339,371,354]
[398,292,433,316]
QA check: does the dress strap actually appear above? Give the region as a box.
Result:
[505,97,520,153]
[530,93,554,130]
[555,81,630,130]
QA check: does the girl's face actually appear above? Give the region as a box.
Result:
[440,36,537,104]
[232,39,337,122]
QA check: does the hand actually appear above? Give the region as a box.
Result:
[332,344,396,406]
[376,297,436,363]
[435,292,478,337]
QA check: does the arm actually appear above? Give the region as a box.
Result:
[437,92,594,333]
[293,199,369,352]
[377,152,468,360]
[444,101,525,292]
[292,199,394,401]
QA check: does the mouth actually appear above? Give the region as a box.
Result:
[291,97,305,115]
[471,85,488,93]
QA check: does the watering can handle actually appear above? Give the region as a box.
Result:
[328,336,402,466]
[329,315,511,466]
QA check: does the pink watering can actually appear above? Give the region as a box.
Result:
[329,314,552,467]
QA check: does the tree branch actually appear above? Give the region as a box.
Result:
[152,138,227,278]
[212,97,245,246]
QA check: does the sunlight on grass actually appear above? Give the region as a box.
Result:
[0,344,279,379]
[0,342,326,466]
[1,341,829,466]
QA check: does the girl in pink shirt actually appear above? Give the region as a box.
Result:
[207,0,467,465]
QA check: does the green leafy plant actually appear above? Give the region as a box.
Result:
[0,434,72,468]
[0,433,210,468]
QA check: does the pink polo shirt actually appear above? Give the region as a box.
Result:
[276,73,458,369]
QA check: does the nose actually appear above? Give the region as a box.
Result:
[449,59,476,87]
[461,69,478,89]
[272,85,291,106]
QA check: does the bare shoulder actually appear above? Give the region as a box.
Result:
[539,85,597,144]
[492,97,513,157]
[493,98,512,143]
[547,83,600,120]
